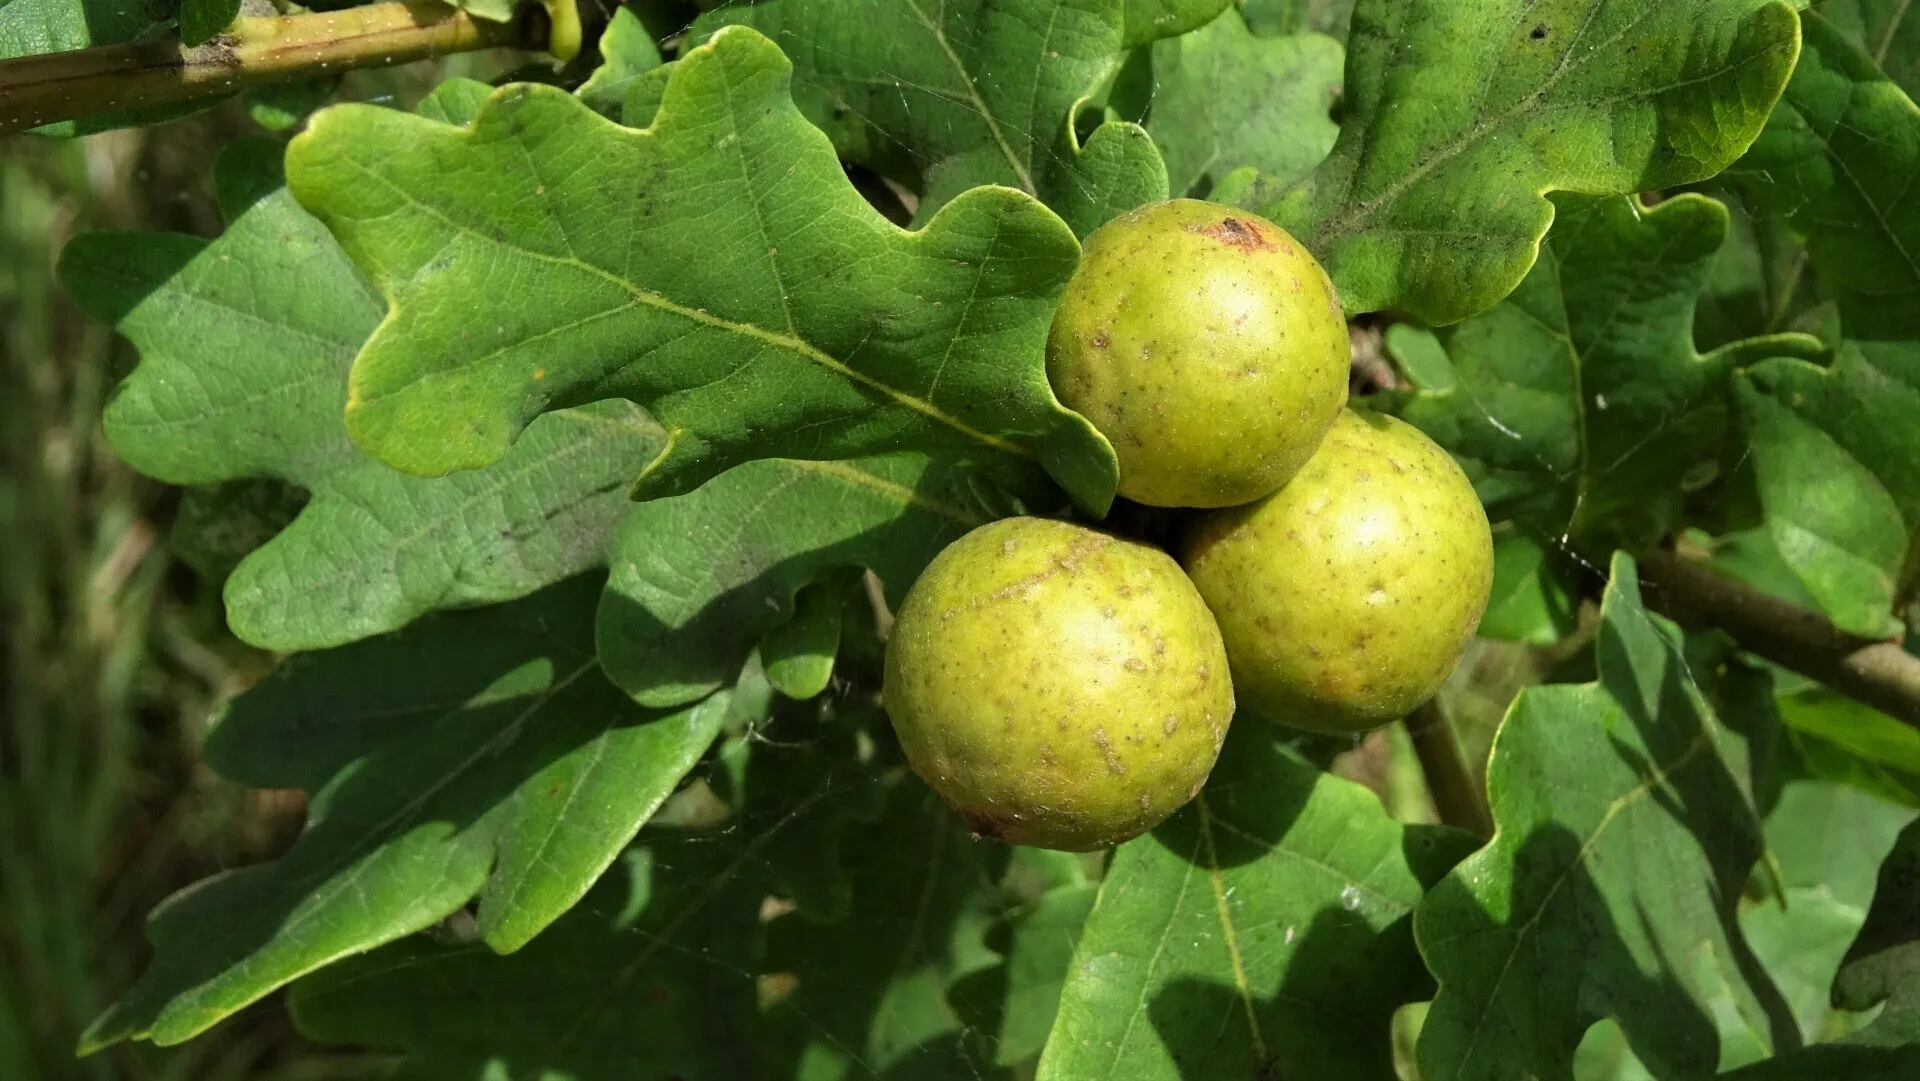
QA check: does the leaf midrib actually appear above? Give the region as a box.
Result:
[1093,842,1199,1080]
[1198,796,1272,1070]
[1441,699,1722,1078]
[1876,0,1916,66]
[871,794,953,1055]
[150,658,601,1042]
[1315,0,1620,242]
[1795,78,1920,304]
[1314,3,1783,246]
[336,144,1030,462]
[551,780,835,1053]
[903,0,1036,194]
[785,458,984,526]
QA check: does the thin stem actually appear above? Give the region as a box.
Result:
[1764,249,1808,333]
[1405,699,1493,840]
[0,2,543,137]
[1638,548,1920,731]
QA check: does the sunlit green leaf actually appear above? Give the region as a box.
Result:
[289,27,1117,513]
[577,5,663,118]
[60,141,664,652]
[689,0,1215,234]
[1735,340,1920,637]
[1226,0,1801,324]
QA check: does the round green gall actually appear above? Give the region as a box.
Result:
[883,516,1233,851]
[1182,410,1493,734]
[1047,198,1349,508]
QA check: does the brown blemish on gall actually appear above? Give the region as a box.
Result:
[1091,727,1126,775]
[1190,216,1279,252]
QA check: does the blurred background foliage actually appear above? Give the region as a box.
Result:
[0,51,528,1081]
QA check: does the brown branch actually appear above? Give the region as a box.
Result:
[1405,699,1493,839]
[1638,548,1920,731]
[0,2,545,137]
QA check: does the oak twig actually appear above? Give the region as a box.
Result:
[1638,548,1920,731]
[1406,699,1493,840]
[0,2,545,137]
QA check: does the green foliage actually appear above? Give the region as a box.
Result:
[1713,11,1920,634]
[285,727,847,1080]
[576,5,663,117]
[29,0,1920,1075]
[1416,555,1791,1081]
[0,0,166,69]
[1224,0,1802,324]
[80,578,733,1051]
[1739,774,1914,1055]
[243,77,341,132]
[288,27,1117,513]
[599,453,989,706]
[1146,6,1342,197]
[1692,187,1832,350]
[1736,341,1920,637]
[758,777,1006,1079]
[1038,723,1473,1079]
[691,0,1224,232]
[61,141,663,652]
[178,0,237,46]
[1474,533,1578,645]
[1575,716,1919,1076]
[1733,10,1920,341]
[1831,819,1920,1047]
[1240,0,1355,40]
[1778,684,1920,807]
[1385,192,1822,555]
[1821,0,1920,98]
[952,854,1094,1065]
[1722,816,1920,1078]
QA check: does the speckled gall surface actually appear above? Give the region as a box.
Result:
[1184,410,1494,733]
[883,516,1234,851]
[1048,198,1349,508]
